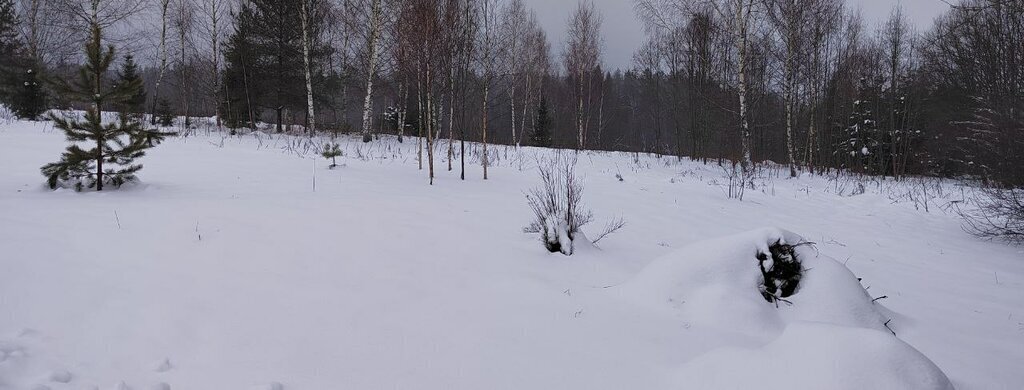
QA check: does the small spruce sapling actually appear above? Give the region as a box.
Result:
[114,54,147,125]
[157,98,174,127]
[322,142,342,169]
[12,67,46,119]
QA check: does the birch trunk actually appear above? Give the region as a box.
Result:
[209,0,222,128]
[509,82,516,148]
[300,0,316,135]
[426,64,436,185]
[150,0,170,125]
[482,82,489,180]
[360,0,382,142]
[447,64,455,171]
[784,32,797,177]
[735,0,753,177]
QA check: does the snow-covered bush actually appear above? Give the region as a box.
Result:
[757,240,804,305]
[0,104,13,123]
[525,154,592,255]
[619,228,953,390]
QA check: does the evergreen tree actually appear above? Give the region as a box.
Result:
[114,54,147,124]
[41,23,173,191]
[220,0,331,132]
[321,142,342,168]
[221,6,261,130]
[0,0,43,117]
[0,0,18,99]
[531,96,553,147]
[157,98,174,127]
[12,67,46,119]
[839,81,882,174]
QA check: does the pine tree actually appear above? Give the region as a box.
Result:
[114,54,147,124]
[321,142,342,168]
[41,23,173,191]
[531,96,553,147]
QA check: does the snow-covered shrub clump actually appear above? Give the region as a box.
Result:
[618,228,953,390]
[525,153,593,255]
[0,104,14,122]
[757,240,803,305]
[524,153,625,255]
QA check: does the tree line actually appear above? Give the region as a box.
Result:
[0,0,1021,188]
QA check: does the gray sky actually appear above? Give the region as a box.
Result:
[523,0,953,70]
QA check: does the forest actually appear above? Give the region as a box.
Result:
[0,0,1021,188]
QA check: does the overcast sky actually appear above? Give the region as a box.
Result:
[522,0,953,70]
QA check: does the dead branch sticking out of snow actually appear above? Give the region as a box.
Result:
[591,217,625,245]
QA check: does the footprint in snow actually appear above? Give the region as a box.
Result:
[154,358,173,372]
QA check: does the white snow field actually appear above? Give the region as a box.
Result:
[1,119,1022,390]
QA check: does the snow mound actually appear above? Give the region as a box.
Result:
[675,322,953,390]
[618,227,952,390]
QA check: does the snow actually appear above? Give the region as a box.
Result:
[675,322,951,390]
[619,228,951,389]
[2,119,1024,389]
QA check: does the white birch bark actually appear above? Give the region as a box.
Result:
[301,0,316,134]
[360,0,382,142]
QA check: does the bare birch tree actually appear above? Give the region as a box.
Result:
[765,0,806,177]
[478,0,501,179]
[150,0,170,125]
[564,0,602,151]
[359,0,383,142]
[197,0,227,127]
[173,0,195,127]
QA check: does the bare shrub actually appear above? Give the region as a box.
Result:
[958,186,1024,244]
[524,153,599,255]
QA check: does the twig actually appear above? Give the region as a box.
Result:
[113,210,122,229]
[884,319,896,336]
[592,217,626,245]
[872,295,889,302]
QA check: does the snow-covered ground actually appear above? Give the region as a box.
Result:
[1,120,1022,390]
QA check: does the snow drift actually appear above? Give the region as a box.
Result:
[618,227,953,390]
